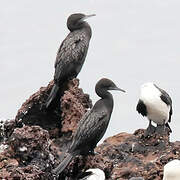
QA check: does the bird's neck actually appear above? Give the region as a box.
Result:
[83,22,92,38]
[97,90,114,112]
[69,22,92,38]
[103,95,114,114]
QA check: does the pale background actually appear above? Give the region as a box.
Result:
[1,0,180,142]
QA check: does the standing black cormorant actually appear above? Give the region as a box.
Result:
[136,82,173,136]
[44,13,95,109]
[52,78,125,176]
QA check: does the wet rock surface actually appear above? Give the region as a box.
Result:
[0,79,180,179]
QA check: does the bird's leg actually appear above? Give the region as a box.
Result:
[156,123,167,135]
[144,120,156,137]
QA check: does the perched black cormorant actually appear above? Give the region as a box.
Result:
[136,82,173,136]
[77,168,105,180]
[44,13,95,109]
[52,78,125,176]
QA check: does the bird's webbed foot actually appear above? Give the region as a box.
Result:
[144,120,156,137]
[155,124,168,135]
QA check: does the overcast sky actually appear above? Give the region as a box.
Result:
[1,0,180,142]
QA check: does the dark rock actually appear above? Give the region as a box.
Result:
[15,78,92,140]
[0,78,92,179]
[52,130,180,180]
[15,80,61,137]
[61,79,92,134]
[0,125,54,179]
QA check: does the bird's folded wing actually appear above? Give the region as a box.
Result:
[55,32,88,68]
[71,110,107,149]
[53,33,88,82]
[154,84,173,122]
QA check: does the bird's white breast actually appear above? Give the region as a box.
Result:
[140,83,170,124]
[86,168,105,180]
[163,159,180,180]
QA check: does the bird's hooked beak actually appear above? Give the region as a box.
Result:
[80,14,96,21]
[108,86,126,93]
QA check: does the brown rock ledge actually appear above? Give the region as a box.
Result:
[0,79,179,180]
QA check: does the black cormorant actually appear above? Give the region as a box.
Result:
[44,13,95,109]
[52,78,125,176]
[136,82,172,136]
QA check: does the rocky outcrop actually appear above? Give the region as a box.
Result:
[56,129,180,180]
[0,78,92,179]
[0,125,53,179]
[0,79,180,180]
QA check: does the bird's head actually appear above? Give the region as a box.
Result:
[95,78,125,98]
[139,82,162,100]
[141,82,155,90]
[67,13,95,31]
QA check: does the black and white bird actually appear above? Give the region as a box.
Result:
[77,168,105,180]
[163,159,180,180]
[136,82,173,136]
[52,78,125,176]
[44,13,95,110]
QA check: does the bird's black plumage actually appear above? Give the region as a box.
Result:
[154,84,172,105]
[154,84,173,133]
[77,171,93,180]
[52,78,125,176]
[44,13,95,109]
[154,84,173,123]
[136,99,147,117]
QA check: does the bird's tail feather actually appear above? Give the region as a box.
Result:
[45,84,59,109]
[52,153,73,176]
